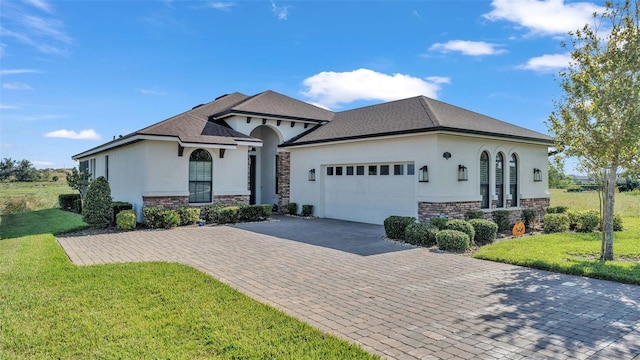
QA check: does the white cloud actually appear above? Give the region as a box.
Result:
[271,0,290,20]
[2,82,33,90]
[0,43,6,57]
[429,40,507,56]
[517,53,572,72]
[208,2,235,10]
[32,160,54,167]
[23,0,53,13]
[138,88,165,95]
[0,104,20,110]
[44,129,101,140]
[483,0,604,36]
[301,68,450,109]
[0,68,40,75]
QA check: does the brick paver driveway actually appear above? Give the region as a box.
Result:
[58,217,640,360]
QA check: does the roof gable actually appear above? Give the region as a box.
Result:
[214,90,335,122]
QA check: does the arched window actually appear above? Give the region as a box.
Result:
[189,149,212,203]
[496,153,505,208]
[480,151,490,209]
[510,154,518,207]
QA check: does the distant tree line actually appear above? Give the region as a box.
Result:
[0,158,63,182]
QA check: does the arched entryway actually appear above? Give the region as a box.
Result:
[249,126,281,205]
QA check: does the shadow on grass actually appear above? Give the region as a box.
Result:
[0,208,88,240]
[478,267,640,358]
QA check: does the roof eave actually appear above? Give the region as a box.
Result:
[211,110,331,124]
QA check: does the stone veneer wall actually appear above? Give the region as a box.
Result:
[277,152,291,212]
[418,201,481,222]
[142,195,189,210]
[418,197,550,223]
[213,194,249,206]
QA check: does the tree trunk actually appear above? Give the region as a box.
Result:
[601,168,616,261]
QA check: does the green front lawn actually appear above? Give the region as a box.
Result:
[0,210,377,359]
[473,216,640,285]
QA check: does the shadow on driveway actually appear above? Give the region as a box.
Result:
[231,215,410,256]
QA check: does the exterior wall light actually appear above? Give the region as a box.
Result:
[443,152,451,159]
[458,165,468,181]
[419,166,429,182]
[533,168,542,182]
[308,169,316,181]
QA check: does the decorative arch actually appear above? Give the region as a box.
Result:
[480,151,490,209]
[495,152,505,208]
[189,149,212,203]
[510,153,519,207]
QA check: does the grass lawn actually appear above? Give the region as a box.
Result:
[1,210,377,359]
[0,180,74,213]
[474,190,640,285]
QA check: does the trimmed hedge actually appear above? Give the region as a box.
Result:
[543,213,569,233]
[59,193,81,212]
[203,203,225,223]
[436,230,470,252]
[384,216,416,240]
[260,204,272,218]
[163,210,180,229]
[116,210,137,231]
[468,219,498,245]
[546,206,568,214]
[287,202,298,215]
[112,201,133,226]
[613,213,624,231]
[176,207,201,226]
[302,204,313,216]
[429,217,448,230]
[445,220,475,245]
[492,210,510,232]
[464,210,484,220]
[405,223,438,246]
[82,176,113,229]
[218,206,240,224]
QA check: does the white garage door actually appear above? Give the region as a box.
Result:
[323,163,417,224]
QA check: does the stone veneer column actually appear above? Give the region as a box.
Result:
[213,195,249,206]
[277,152,291,212]
[519,197,550,220]
[418,201,482,222]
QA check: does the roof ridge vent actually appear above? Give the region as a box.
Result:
[192,104,205,109]
[214,93,229,101]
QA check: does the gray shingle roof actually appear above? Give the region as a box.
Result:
[285,96,553,146]
[213,90,335,122]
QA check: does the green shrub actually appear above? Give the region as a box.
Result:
[614,213,624,231]
[176,207,201,226]
[82,176,113,228]
[112,201,133,226]
[546,206,568,214]
[203,203,225,223]
[143,206,167,229]
[492,210,511,231]
[116,210,137,231]
[543,213,569,233]
[566,210,580,231]
[163,210,180,229]
[302,204,313,216]
[218,206,239,224]
[238,205,263,222]
[405,223,438,246]
[287,202,298,215]
[445,220,475,245]
[521,209,537,229]
[58,193,81,211]
[436,230,470,252]
[576,210,600,233]
[464,210,484,220]
[259,204,272,218]
[429,216,448,230]
[383,216,416,240]
[468,219,498,245]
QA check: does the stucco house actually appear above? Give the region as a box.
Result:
[72,90,553,225]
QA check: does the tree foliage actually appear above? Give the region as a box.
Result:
[548,156,572,189]
[0,158,39,182]
[548,0,639,260]
[66,167,92,198]
[82,176,113,228]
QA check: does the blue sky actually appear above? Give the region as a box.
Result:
[1,0,606,172]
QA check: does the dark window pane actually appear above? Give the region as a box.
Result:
[368,165,377,175]
[380,165,389,175]
[189,149,212,203]
[407,164,415,175]
[394,164,403,175]
[335,166,343,175]
[356,166,365,175]
[346,166,354,175]
[327,167,333,176]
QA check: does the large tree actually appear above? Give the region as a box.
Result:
[548,0,639,260]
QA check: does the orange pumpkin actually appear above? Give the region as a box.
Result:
[512,221,526,236]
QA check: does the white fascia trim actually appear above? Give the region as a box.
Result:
[236,140,263,147]
[220,112,326,125]
[72,134,238,160]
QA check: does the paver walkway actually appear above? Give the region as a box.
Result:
[58,224,640,360]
